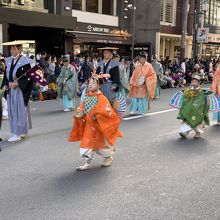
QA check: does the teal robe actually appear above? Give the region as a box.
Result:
[57,65,78,100]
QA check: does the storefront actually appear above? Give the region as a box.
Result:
[201,33,220,58]
[0,7,76,57]
[159,33,192,60]
[131,44,151,61]
[66,22,131,57]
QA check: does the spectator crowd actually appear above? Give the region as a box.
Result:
[1,51,220,104]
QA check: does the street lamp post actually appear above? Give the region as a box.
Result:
[180,0,189,63]
[131,0,136,64]
[199,0,207,58]
[192,0,199,63]
[192,0,208,62]
[123,0,136,72]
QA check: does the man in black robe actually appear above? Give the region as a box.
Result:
[96,47,120,103]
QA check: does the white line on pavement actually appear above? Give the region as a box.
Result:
[122,108,178,121]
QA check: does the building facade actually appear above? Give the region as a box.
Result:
[120,0,196,60]
[160,0,195,60]
[0,0,132,57]
[0,0,76,56]
[202,0,220,58]
[68,0,131,57]
[2,0,220,59]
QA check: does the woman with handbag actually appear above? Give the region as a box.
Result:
[57,57,78,112]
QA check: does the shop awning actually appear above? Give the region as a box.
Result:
[66,31,132,45]
[160,33,192,40]
[0,7,76,30]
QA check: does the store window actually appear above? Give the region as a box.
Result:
[0,0,45,11]
[72,0,82,10]
[86,0,98,13]
[160,0,177,26]
[102,0,113,15]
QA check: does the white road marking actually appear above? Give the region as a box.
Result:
[122,108,178,121]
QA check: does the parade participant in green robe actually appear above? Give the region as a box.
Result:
[152,55,164,99]
[57,57,78,112]
[170,75,210,139]
[112,53,130,97]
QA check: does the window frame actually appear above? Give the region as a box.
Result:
[72,0,82,11]
[160,0,177,27]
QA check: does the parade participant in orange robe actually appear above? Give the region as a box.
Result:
[129,51,157,114]
[68,74,122,171]
[210,63,220,123]
[210,64,220,96]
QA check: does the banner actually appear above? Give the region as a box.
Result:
[25,65,47,86]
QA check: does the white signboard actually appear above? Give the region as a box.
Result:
[87,25,110,33]
[197,28,209,43]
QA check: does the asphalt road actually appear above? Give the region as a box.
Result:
[1,88,220,220]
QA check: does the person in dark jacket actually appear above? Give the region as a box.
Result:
[81,56,93,82]
[55,58,63,78]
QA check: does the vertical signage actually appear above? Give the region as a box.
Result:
[197,28,209,43]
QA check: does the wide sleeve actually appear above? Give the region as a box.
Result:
[68,116,86,142]
[57,68,64,98]
[67,66,78,96]
[169,91,184,109]
[109,66,120,90]
[17,63,32,92]
[130,67,137,85]
[129,67,139,97]
[119,65,130,91]
[145,64,157,100]
[68,101,85,142]
[95,95,123,145]
[57,68,64,83]
[210,67,220,96]
[206,92,220,112]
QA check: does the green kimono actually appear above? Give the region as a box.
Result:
[118,63,130,97]
[177,88,209,128]
[57,65,78,100]
[152,62,164,97]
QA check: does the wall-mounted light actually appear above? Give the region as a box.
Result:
[123,16,128,19]
[64,6,71,11]
[124,0,129,3]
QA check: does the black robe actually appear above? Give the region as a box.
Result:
[96,59,120,92]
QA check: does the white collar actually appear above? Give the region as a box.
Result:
[12,53,21,59]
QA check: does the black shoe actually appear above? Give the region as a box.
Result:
[0,138,2,142]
